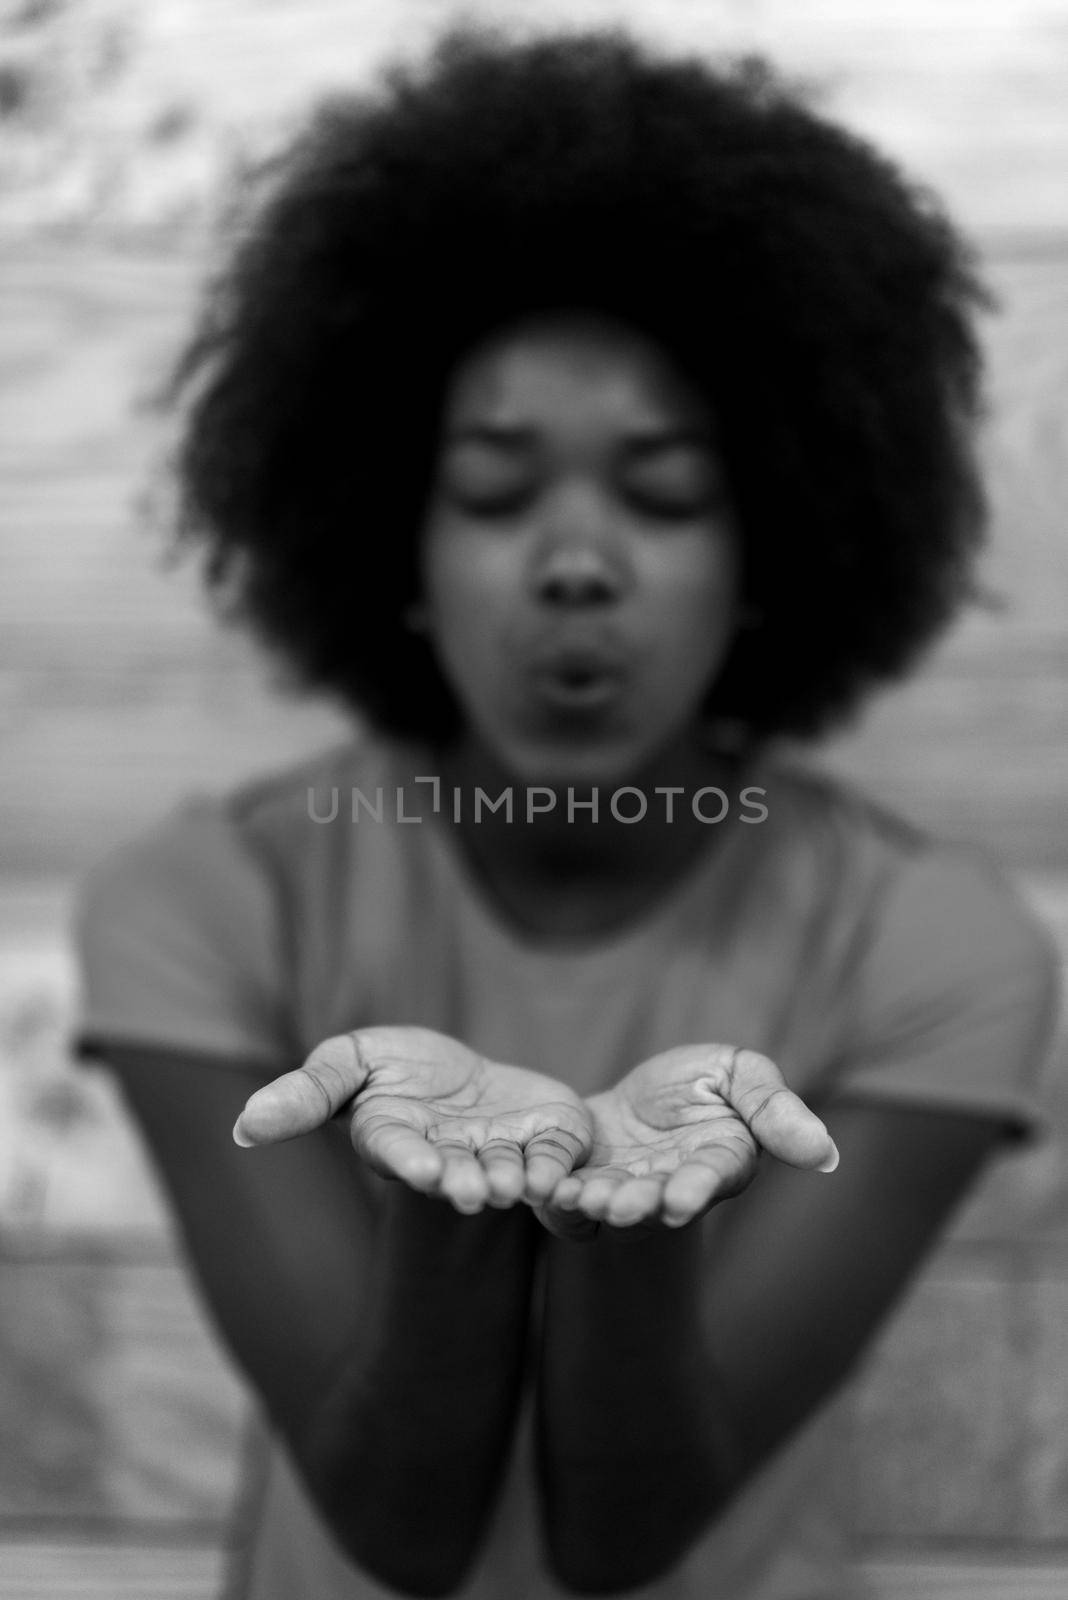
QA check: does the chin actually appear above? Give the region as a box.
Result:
[501,735,656,795]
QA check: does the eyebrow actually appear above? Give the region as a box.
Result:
[443,424,538,449]
[443,424,716,453]
[623,428,716,457]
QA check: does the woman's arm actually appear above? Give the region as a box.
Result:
[105,1043,539,1597]
[536,1098,1005,1592]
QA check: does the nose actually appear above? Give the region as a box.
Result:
[530,488,626,607]
[536,545,618,606]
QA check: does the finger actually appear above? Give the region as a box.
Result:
[719,1048,839,1172]
[533,1202,600,1243]
[549,1175,584,1211]
[605,1176,665,1228]
[523,1128,588,1203]
[435,1144,491,1214]
[661,1149,750,1226]
[574,1172,624,1221]
[477,1140,527,1207]
[357,1118,444,1191]
[234,1034,368,1146]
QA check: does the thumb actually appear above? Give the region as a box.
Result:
[234,1034,369,1147]
[719,1047,839,1173]
[532,1201,600,1243]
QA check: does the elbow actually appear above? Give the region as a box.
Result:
[298,1453,488,1598]
[540,1491,681,1594]
[544,1516,730,1596]
[288,1393,509,1595]
[332,1527,476,1599]
[544,1548,639,1596]
[544,1530,684,1596]
[539,1463,730,1594]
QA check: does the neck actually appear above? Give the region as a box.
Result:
[426,732,752,941]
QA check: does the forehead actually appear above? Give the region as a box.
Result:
[441,311,715,436]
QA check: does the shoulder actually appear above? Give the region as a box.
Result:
[753,750,929,871]
[778,771,1064,1138]
[874,840,1059,992]
[810,762,1063,1008]
[76,728,404,934]
[76,792,265,944]
[223,730,394,829]
[756,763,1064,1142]
[72,731,406,1065]
[213,728,411,888]
[760,752,1056,969]
[756,751,1061,1043]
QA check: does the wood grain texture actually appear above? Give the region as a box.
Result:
[863,1565,1068,1600]
[1021,1274,1068,1540]
[846,1258,1065,1544]
[0,1542,226,1600]
[0,1255,247,1527]
[2,4,1067,1570]
[0,1546,1064,1600]
[2,241,1066,872]
[1,0,1066,237]
[2,876,1066,1251]
[848,1270,1023,1541]
[0,1550,1065,1600]
[846,1248,1068,1545]
[5,1236,1068,1546]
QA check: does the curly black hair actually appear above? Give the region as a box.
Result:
[156,20,993,747]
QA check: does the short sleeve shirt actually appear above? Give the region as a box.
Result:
[71,732,1064,1600]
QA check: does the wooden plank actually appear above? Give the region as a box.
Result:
[1,1,1066,236]
[2,242,1067,872]
[2,873,1066,1249]
[0,1544,1066,1600]
[861,1562,1068,1600]
[3,1073,1068,1540]
[848,1271,1028,1541]
[1022,1276,1068,1539]
[0,1542,226,1599]
[7,1249,1068,1546]
[850,1248,1068,1544]
[0,1256,248,1526]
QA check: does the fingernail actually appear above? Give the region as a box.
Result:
[818,1142,840,1174]
[232,1118,254,1149]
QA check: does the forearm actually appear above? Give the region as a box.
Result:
[295,1184,539,1596]
[536,1222,737,1593]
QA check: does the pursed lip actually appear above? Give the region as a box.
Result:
[523,633,632,681]
[521,635,633,715]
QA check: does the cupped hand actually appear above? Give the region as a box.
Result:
[543,1043,839,1235]
[233,1026,593,1214]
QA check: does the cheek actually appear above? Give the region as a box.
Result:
[421,524,473,621]
[648,538,739,626]
[420,528,517,666]
[643,549,740,694]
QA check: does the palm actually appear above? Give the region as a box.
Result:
[236,1026,592,1212]
[349,1029,592,1206]
[547,1043,838,1232]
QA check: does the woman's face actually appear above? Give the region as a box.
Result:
[418,312,743,788]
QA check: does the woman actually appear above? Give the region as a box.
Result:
[73,23,1061,1600]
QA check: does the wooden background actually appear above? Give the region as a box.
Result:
[1,2,1067,1596]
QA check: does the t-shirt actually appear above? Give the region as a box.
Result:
[71,732,1063,1600]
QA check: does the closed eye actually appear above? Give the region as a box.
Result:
[624,485,724,520]
[449,488,532,518]
[438,440,534,516]
[619,441,727,520]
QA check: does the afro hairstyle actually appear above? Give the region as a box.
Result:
[156,20,993,747]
